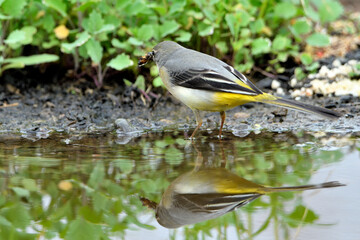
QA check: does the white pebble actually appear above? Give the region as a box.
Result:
[276,87,285,95]
[290,78,297,87]
[271,80,281,89]
[327,69,337,80]
[319,66,330,77]
[348,59,358,66]
[332,59,342,67]
[339,65,353,75]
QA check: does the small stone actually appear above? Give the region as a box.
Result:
[234,112,250,119]
[276,87,285,95]
[332,59,342,67]
[327,69,337,80]
[271,80,281,90]
[305,88,313,97]
[348,59,358,66]
[319,66,330,77]
[115,118,133,132]
[339,65,353,75]
[290,78,297,88]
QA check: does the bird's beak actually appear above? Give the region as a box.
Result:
[138,50,155,67]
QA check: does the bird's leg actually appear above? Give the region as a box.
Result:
[219,111,226,138]
[190,109,202,139]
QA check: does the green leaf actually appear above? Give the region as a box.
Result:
[160,20,180,38]
[85,38,103,64]
[83,10,104,34]
[169,0,186,14]
[274,2,297,19]
[11,187,30,198]
[22,178,38,191]
[0,62,25,75]
[4,30,26,45]
[293,19,311,35]
[61,32,91,53]
[1,0,26,17]
[107,54,134,71]
[300,53,313,65]
[225,14,236,37]
[251,37,271,55]
[272,35,291,51]
[0,13,12,20]
[134,75,145,91]
[198,23,214,37]
[114,159,134,174]
[0,204,31,229]
[306,33,330,47]
[238,10,251,27]
[4,54,59,65]
[128,37,143,46]
[43,0,67,17]
[287,205,319,227]
[92,192,108,212]
[318,0,343,23]
[153,76,164,87]
[65,218,102,240]
[250,19,265,34]
[175,30,191,42]
[88,162,105,189]
[137,24,154,41]
[95,24,115,35]
[165,147,183,165]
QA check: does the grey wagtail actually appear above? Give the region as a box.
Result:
[138,41,341,138]
[140,168,345,228]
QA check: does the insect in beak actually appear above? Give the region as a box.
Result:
[138,51,155,67]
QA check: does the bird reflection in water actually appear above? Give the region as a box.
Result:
[140,144,345,229]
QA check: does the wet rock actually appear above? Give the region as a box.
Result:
[256,77,273,90]
[115,118,133,132]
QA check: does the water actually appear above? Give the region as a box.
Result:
[0,131,359,240]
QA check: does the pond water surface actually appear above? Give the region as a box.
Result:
[0,130,359,240]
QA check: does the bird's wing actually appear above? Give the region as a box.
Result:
[170,66,262,95]
[178,193,261,213]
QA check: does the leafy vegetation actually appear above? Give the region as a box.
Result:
[0,0,347,88]
[0,132,346,239]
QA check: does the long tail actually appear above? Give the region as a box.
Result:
[263,181,345,193]
[262,95,342,119]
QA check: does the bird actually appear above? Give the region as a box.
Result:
[138,41,341,138]
[140,167,345,228]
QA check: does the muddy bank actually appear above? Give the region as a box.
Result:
[1,59,360,142]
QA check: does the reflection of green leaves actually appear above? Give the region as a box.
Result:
[0,204,31,229]
[165,147,183,165]
[66,218,102,240]
[88,163,105,189]
[286,205,319,227]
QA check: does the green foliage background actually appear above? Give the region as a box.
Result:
[0,0,345,87]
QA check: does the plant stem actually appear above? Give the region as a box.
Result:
[259,0,269,18]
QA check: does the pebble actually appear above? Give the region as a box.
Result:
[276,87,285,95]
[290,78,297,87]
[271,80,281,89]
[332,59,342,67]
[115,118,133,132]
